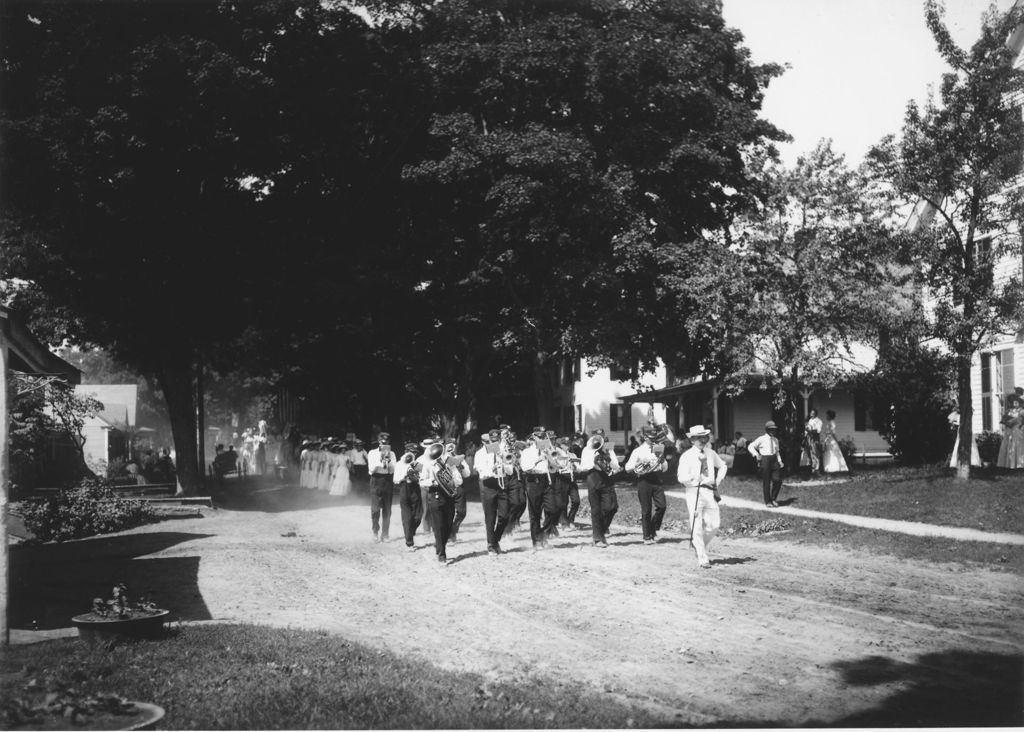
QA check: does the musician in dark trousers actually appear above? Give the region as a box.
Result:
[586,449,618,547]
[501,427,528,540]
[367,432,396,542]
[421,440,462,565]
[417,435,441,535]
[393,442,424,551]
[520,427,559,550]
[625,424,670,544]
[445,438,473,542]
[474,429,511,555]
[550,435,577,536]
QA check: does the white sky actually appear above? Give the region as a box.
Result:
[721,0,1018,166]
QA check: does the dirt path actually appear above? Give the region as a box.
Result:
[675,491,1024,545]
[20,486,1024,726]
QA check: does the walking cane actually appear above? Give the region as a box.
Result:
[689,483,700,549]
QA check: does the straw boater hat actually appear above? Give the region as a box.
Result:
[686,425,712,439]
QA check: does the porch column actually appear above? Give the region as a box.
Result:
[711,386,720,439]
[801,388,813,417]
[0,315,9,645]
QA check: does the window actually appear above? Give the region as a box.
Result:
[982,352,993,431]
[609,359,636,381]
[982,348,1016,431]
[575,405,583,432]
[572,358,581,382]
[610,404,632,432]
[853,391,876,432]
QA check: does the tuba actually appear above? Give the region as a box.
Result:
[434,458,458,497]
[633,442,665,476]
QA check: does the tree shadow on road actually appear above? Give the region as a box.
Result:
[10,531,215,631]
[822,649,1023,727]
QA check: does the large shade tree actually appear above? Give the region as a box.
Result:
[870,0,1024,479]
[383,0,786,430]
[670,141,918,464]
[1,0,405,492]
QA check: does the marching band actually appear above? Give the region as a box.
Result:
[296,421,727,568]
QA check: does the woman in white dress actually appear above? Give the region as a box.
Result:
[821,410,849,474]
[329,443,353,496]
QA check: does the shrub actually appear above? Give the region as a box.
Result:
[862,341,956,464]
[18,478,155,543]
[105,456,127,480]
[976,431,1002,465]
[838,436,858,463]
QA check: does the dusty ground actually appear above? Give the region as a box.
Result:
[12,482,1024,726]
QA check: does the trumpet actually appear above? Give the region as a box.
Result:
[400,452,419,483]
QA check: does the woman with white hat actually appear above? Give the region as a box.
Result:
[676,425,728,569]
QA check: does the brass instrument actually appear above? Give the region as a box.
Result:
[593,449,613,475]
[434,458,458,497]
[633,443,666,476]
[588,434,605,451]
[550,447,580,477]
[400,452,419,483]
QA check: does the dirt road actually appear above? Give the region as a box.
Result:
[16,485,1024,726]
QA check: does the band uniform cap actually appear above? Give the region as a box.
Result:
[403,442,419,453]
[591,428,606,437]
[555,436,570,446]
[765,420,778,430]
[686,425,712,439]
[420,438,438,449]
[531,425,546,436]
[377,432,391,442]
[498,424,512,431]
[642,424,668,440]
[488,429,501,440]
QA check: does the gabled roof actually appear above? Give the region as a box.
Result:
[74,384,138,428]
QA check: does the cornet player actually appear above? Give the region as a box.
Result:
[367,432,396,543]
[625,424,670,545]
[586,446,618,548]
[519,426,560,550]
[474,428,511,555]
[393,442,424,551]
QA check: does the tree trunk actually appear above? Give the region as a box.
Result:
[157,356,202,495]
[532,353,555,429]
[195,352,205,485]
[956,354,973,481]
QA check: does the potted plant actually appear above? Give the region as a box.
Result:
[71,584,170,646]
[2,684,165,731]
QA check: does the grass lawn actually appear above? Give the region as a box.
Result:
[1,625,672,730]
[584,466,1024,572]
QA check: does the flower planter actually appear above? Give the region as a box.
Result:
[71,610,170,646]
[7,701,165,731]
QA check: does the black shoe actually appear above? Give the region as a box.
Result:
[770,501,780,507]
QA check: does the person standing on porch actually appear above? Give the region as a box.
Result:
[748,420,784,507]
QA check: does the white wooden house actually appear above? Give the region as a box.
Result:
[554,355,888,455]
